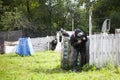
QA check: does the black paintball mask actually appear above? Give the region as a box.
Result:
[74,29,84,38]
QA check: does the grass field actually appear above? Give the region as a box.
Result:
[0,51,120,80]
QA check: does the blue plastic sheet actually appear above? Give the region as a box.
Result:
[16,38,34,56]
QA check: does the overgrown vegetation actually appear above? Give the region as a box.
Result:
[0,51,120,80]
[0,0,119,37]
[93,0,120,33]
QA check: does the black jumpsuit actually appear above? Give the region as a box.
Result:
[70,31,87,70]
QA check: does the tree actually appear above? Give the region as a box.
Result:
[93,0,120,33]
[0,0,90,36]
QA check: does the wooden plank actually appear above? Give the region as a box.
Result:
[89,33,120,67]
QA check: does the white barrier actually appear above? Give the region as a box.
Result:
[4,36,55,53]
[4,41,18,54]
[31,36,55,51]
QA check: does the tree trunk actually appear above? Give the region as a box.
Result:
[26,0,31,21]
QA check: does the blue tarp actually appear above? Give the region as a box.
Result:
[15,38,34,56]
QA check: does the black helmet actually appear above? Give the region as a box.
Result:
[75,28,84,38]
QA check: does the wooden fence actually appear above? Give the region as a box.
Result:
[89,33,120,67]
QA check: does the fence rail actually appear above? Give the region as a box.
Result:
[89,33,120,67]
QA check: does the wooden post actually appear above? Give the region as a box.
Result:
[89,7,92,36]
[0,38,4,54]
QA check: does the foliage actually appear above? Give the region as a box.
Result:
[93,0,120,33]
[0,0,89,36]
[0,0,120,36]
[82,64,97,71]
[0,51,120,80]
[0,9,21,30]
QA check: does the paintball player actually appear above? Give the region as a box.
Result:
[50,39,57,50]
[70,28,87,72]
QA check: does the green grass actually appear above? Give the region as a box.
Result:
[0,51,120,80]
